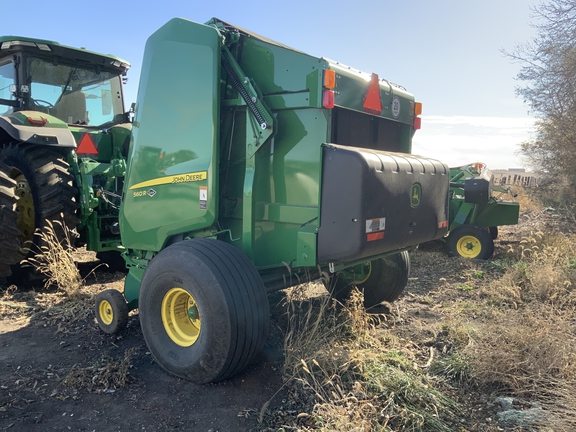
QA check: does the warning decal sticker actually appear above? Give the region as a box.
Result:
[366,217,386,233]
[199,186,207,210]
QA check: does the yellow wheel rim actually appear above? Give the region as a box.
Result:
[13,173,35,252]
[353,262,372,284]
[456,235,481,259]
[161,288,201,347]
[98,300,114,326]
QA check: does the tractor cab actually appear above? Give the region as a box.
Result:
[0,36,129,128]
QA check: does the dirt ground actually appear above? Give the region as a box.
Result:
[0,256,290,432]
[0,217,538,432]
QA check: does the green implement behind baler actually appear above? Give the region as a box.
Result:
[1,17,451,383]
[445,163,520,259]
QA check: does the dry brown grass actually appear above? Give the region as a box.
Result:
[62,348,135,392]
[280,286,457,431]
[24,219,82,296]
[509,185,542,212]
[483,230,576,308]
[428,210,576,429]
[461,303,576,431]
[465,306,576,394]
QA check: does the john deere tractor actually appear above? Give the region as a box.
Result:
[0,36,131,277]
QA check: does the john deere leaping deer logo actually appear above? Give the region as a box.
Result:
[411,183,421,208]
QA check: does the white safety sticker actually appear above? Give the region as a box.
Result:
[366,217,386,233]
[199,186,207,210]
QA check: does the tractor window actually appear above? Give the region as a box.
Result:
[0,61,15,114]
[26,57,124,127]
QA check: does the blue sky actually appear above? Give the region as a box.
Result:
[8,0,538,169]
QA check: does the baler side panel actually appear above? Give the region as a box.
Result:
[120,19,220,251]
[236,37,324,108]
[219,108,328,269]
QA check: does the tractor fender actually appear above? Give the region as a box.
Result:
[0,111,76,148]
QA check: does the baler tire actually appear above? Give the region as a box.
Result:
[138,238,269,384]
[326,251,410,309]
[95,289,129,334]
[489,226,499,240]
[0,162,21,277]
[447,224,494,260]
[1,145,79,272]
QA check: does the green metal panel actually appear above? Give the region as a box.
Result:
[124,267,145,309]
[236,36,325,109]
[219,107,328,269]
[328,61,415,125]
[473,201,520,227]
[120,18,221,251]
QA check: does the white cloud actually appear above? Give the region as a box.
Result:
[412,115,537,170]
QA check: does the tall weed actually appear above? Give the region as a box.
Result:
[24,219,81,296]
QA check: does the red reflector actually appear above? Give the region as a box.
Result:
[413,117,422,130]
[363,73,383,115]
[323,90,335,109]
[26,116,47,127]
[77,133,99,155]
[438,221,448,229]
[367,231,385,242]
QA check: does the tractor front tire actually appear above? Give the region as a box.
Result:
[1,145,79,276]
[95,289,129,334]
[138,239,270,384]
[0,162,21,277]
[447,224,494,260]
[326,251,410,309]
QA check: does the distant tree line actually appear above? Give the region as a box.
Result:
[508,0,576,189]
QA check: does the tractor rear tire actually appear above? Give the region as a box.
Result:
[0,162,21,277]
[326,251,410,309]
[95,289,129,334]
[1,145,79,276]
[447,224,494,260]
[138,239,270,384]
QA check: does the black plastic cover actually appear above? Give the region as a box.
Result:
[317,144,450,264]
[464,168,494,204]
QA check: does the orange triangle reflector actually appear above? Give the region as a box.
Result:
[363,73,383,115]
[77,133,99,155]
